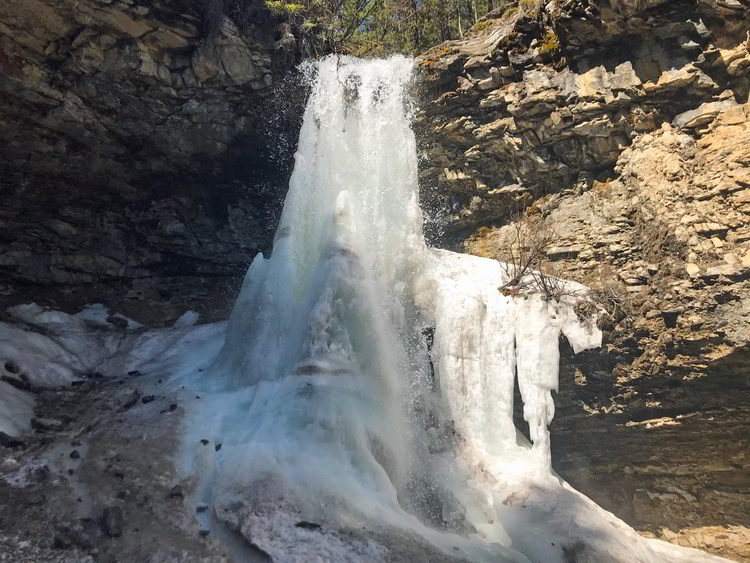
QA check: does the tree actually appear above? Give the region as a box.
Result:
[207,0,519,56]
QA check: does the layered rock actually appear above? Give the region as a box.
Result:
[0,0,304,323]
[467,107,750,559]
[416,0,749,237]
[417,0,749,559]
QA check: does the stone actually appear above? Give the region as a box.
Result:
[54,523,95,550]
[0,458,19,472]
[168,485,184,499]
[0,0,302,324]
[101,506,124,537]
[0,432,25,448]
[546,245,583,259]
[673,100,738,129]
[121,389,142,410]
[31,417,64,432]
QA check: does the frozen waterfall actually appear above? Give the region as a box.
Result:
[176,55,727,562]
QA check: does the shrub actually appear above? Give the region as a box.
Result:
[540,29,559,54]
[265,1,304,15]
[497,213,569,301]
[470,20,494,33]
[579,265,632,326]
[519,0,542,16]
[503,5,518,18]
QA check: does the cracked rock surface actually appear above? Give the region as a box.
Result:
[0,0,304,324]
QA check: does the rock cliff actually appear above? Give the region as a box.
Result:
[0,0,304,323]
[416,0,749,559]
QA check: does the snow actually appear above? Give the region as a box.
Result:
[0,304,222,438]
[0,381,34,437]
[173,311,200,328]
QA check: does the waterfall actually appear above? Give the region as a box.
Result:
[179,55,726,562]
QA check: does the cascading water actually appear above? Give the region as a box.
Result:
[178,55,727,562]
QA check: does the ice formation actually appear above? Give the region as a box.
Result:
[0,55,729,562]
[173,56,726,562]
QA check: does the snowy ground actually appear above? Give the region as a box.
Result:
[0,303,220,439]
[0,303,234,562]
[0,301,734,563]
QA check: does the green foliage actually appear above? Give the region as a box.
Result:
[470,19,493,33]
[518,0,541,15]
[265,1,305,15]
[215,0,543,56]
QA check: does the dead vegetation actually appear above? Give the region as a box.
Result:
[495,209,632,328]
[496,212,568,301]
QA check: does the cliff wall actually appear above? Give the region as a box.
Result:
[416,0,750,558]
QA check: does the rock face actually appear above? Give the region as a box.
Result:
[417,0,749,559]
[0,0,304,323]
[416,0,749,237]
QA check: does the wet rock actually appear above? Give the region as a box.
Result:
[4,361,20,374]
[0,457,19,472]
[0,0,304,324]
[54,520,96,549]
[31,417,65,432]
[141,395,156,404]
[69,450,81,460]
[0,432,25,448]
[101,506,124,538]
[121,389,142,411]
[168,485,184,499]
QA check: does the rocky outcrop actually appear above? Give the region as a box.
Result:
[415,0,749,237]
[0,0,304,323]
[417,0,749,559]
[468,107,750,560]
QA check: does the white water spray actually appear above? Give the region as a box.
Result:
[178,55,728,562]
